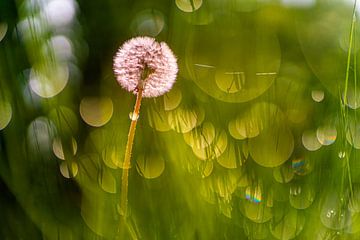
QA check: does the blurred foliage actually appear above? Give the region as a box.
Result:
[1,0,360,239]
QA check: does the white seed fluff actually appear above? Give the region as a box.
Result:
[113,36,178,98]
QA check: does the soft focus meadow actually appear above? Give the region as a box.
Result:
[1,0,360,239]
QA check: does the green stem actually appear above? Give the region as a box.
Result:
[341,0,357,199]
[344,0,357,105]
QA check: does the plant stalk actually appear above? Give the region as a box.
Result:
[120,87,143,217]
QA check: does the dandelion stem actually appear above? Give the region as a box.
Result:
[120,87,143,218]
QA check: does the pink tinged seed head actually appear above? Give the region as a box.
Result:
[113,36,178,98]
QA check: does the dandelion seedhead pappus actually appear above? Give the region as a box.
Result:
[113,36,178,224]
[113,36,178,97]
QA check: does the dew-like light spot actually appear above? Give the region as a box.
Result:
[311,90,325,102]
[187,24,280,103]
[297,7,360,99]
[345,213,360,234]
[235,102,281,140]
[192,130,228,160]
[183,122,215,149]
[44,0,76,27]
[292,157,314,176]
[176,0,203,12]
[50,35,73,61]
[102,145,123,169]
[348,185,360,213]
[215,70,244,94]
[235,114,262,139]
[289,184,315,209]
[245,184,262,204]
[343,87,360,110]
[320,192,351,230]
[241,199,272,223]
[130,9,165,37]
[0,101,12,130]
[136,154,165,179]
[316,227,343,240]
[217,141,243,169]
[292,157,305,172]
[23,76,43,109]
[228,119,246,140]
[273,164,294,183]
[187,157,214,178]
[80,97,113,127]
[29,64,69,98]
[27,117,56,153]
[346,117,360,149]
[147,104,171,132]
[18,17,47,39]
[212,169,241,200]
[52,137,77,160]
[129,111,139,121]
[98,169,116,193]
[338,151,346,159]
[302,130,322,151]
[60,161,78,178]
[0,22,8,42]
[316,125,337,145]
[339,22,360,53]
[249,124,294,168]
[201,160,213,178]
[163,86,182,111]
[167,106,204,133]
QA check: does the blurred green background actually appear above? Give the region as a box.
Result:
[1,0,360,239]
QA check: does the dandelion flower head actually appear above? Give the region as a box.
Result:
[113,36,178,98]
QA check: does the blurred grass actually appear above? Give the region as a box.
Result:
[0,0,360,239]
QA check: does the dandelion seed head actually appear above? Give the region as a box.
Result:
[113,36,178,98]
